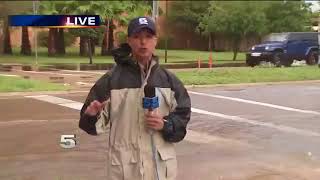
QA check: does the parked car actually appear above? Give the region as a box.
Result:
[246,32,319,67]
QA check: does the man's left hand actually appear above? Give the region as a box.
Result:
[145,111,164,131]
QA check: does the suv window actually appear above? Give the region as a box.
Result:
[288,33,318,41]
[264,33,288,42]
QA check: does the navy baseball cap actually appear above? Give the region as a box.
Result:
[127,16,156,37]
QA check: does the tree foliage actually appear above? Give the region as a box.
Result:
[201,1,268,60]
[264,1,313,33]
[0,1,33,54]
[196,1,313,60]
[168,1,209,32]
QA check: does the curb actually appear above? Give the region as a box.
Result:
[185,80,320,89]
[0,62,246,71]
[1,80,319,97]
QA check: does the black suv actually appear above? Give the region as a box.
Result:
[246,32,319,67]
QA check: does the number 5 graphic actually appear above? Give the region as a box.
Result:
[60,135,76,149]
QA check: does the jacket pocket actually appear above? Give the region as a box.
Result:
[109,148,140,180]
[158,145,177,180]
[108,149,122,180]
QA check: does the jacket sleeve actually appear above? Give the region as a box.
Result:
[79,72,111,135]
[161,70,191,142]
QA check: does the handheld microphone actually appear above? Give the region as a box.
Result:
[143,85,161,180]
[143,85,159,111]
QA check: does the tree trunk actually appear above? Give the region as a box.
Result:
[108,20,114,51]
[88,38,93,64]
[232,49,238,61]
[80,36,88,56]
[91,38,95,55]
[211,33,215,51]
[208,33,212,51]
[53,28,59,54]
[20,26,31,55]
[101,18,109,56]
[3,18,12,55]
[0,26,3,54]
[48,28,57,56]
[232,39,240,61]
[56,28,65,55]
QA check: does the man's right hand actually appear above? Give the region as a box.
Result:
[84,100,107,116]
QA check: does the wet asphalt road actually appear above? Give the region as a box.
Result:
[0,82,320,180]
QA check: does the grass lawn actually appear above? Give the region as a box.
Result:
[0,47,245,65]
[156,49,245,63]
[0,76,68,92]
[175,66,320,85]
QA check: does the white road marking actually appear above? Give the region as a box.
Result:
[76,82,94,86]
[26,95,83,110]
[0,120,48,125]
[189,91,320,115]
[0,119,76,126]
[0,74,18,77]
[26,95,320,138]
[191,107,320,137]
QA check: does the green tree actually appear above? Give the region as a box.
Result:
[169,1,208,31]
[89,1,129,56]
[0,1,33,55]
[19,10,35,56]
[38,1,59,56]
[2,16,12,55]
[20,26,31,55]
[69,28,102,64]
[264,1,313,33]
[39,1,92,56]
[64,0,152,58]
[89,1,152,56]
[168,1,209,49]
[0,2,14,55]
[201,1,268,60]
[54,1,71,55]
[64,1,104,58]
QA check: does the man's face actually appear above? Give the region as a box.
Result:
[127,29,157,60]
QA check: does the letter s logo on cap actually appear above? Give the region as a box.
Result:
[139,18,148,25]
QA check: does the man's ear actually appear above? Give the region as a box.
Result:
[127,38,133,49]
[154,36,158,46]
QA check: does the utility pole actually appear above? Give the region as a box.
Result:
[164,0,168,63]
[152,0,158,21]
[318,13,320,67]
[0,19,3,54]
[33,0,39,66]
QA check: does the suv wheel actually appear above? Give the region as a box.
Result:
[306,51,318,65]
[272,51,283,67]
[282,58,294,67]
[246,57,260,67]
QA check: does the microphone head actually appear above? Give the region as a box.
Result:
[144,85,155,98]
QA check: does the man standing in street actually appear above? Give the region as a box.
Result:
[79,16,191,180]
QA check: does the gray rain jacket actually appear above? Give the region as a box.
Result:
[79,43,191,180]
